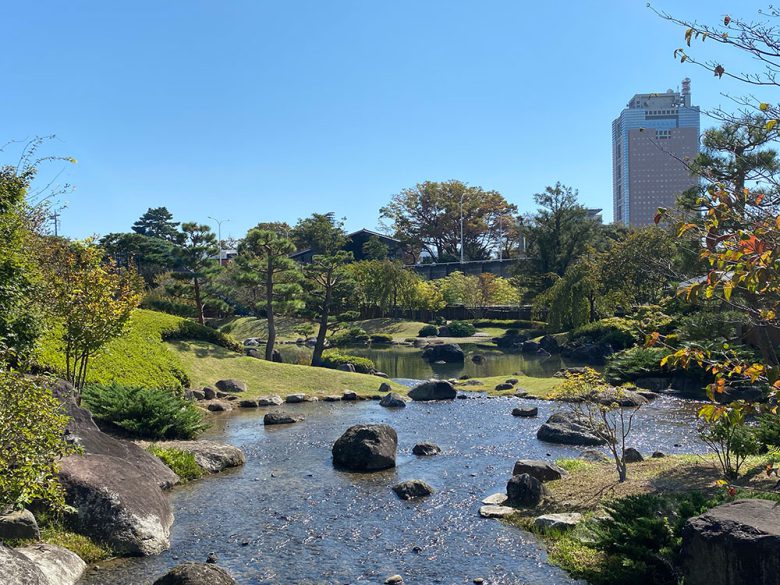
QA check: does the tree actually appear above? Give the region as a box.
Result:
[238,227,300,360]
[362,235,389,260]
[380,180,518,261]
[524,182,598,277]
[535,258,602,332]
[100,231,178,286]
[304,251,353,366]
[291,212,347,255]
[435,271,521,317]
[173,223,219,325]
[39,239,142,390]
[347,260,418,318]
[132,207,181,242]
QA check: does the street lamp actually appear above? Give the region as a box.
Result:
[459,193,465,264]
[208,216,230,263]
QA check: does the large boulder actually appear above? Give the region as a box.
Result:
[561,342,614,365]
[521,340,541,353]
[392,480,434,500]
[152,441,245,474]
[494,332,526,350]
[15,544,87,585]
[214,379,247,393]
[153,562,236,585]
[0,544,48,585]
[512,460,568,482]
[506,473,546,507]
[257,394,284,406]
[380,392,408,408]
[421,344,465,363]
[538,335,560,354]
[408,380,457,401]
[680,499,780,585]
[536,412,607,446]
[623,447,643,463]
[332,424,397,471]
[58,453,174,555]
[0,509,40,540]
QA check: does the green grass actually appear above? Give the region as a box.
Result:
[147,445,204,482]
[168,340,405,397]
[454,374,562,397]
[36,309,240,390]
[555,458,594,473]
[8,521,113,564]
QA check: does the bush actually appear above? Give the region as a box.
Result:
[329,326,369,346]
[320,350,375,374]
[147,445,204,482]
[336,311,361,323]
[570,317,637,350]
[82,383,208,440]
[161,319,242,352]
[471,319,547,329]
[446,321,476,337]
[418,324,438,337]
[604,347,673,384]
[369,333,393,344]
[756,413,780,448]
[677,309,747,343]
[0,374,78,511]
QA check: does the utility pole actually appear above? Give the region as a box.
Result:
[208,216,230,264]
[459,192,465,264]
[51,212,60,237]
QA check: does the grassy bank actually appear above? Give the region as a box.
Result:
[168,340,405,397]
[454,374,562,397]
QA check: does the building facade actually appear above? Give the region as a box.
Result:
[612,78,700,226]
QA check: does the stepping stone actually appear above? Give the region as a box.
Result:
[481,493,508,506]
[479,505,518,518]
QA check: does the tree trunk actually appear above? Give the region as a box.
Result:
[265,258,276,361]
[311,285,332,367]
[193,276,205,325]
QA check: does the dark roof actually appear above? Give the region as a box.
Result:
[289,228,400,258]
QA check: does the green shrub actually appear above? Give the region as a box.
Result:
[320,350,375,374]
[336,311,360,322]
[570,317,637,350]
[677,309,747,343]
[329,326,369,346]
[82,383,208,440]
[757,413,780,448]
[147,445,204,482]
[369,333,393,344]
[604,347,672,384]
[447,321,476,337]
[418,324,438,337]
[471,319,547,329]
[161,319,242,352]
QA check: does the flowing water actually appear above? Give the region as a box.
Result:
[82,392,704,585]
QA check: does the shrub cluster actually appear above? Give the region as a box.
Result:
[320,350,375,374]
[369,333,393,344]
[329,326,370,346]
[569,317,637,350]
[604,346,673,384]
[471,319,547,329]
[82,383,208,439]
[446,321,476,337]
[161,318,242,352]
[418,324,438,337]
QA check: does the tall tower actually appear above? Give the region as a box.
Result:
[612,78,700,226]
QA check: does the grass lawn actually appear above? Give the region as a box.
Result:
[217,316,431,342]
[168,340,406,398]
[454,374,562,397]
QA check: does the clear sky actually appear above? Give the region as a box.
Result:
[1,1,767,240]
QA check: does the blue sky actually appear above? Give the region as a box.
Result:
[1,1,766,240]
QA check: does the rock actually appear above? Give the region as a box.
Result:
[245,348,261,359]
[521,340,540,353]
[215,379,246,393]
[539,335,560,353]
[206,400,232,412]
[380,392,407,408]
[579,449,609,462]
[263,412,304,425]
[215,390,229,399]
[495,383,513,391]
[392,480,434,500]
[285,394,306,403]
[152,562,236,585]
[338,363,356,373]
[238,399,258,408]
[332,424,397,471]
[412,442,441,456]
[408,380,457,401]
[153,441,245,474]
[479,505,518,518]
[506,473,546,507]
[0,543,47,585]
[680,499,780,585]
[421,343,465,363]
[561,342,614,365]
[512,460,568,482]
[536,412,607,446]
[533,513,583,532]
[481,493,508,505]
[323,395,341,402]
[384,575,403,585]
[375,372,389,378]
[634,376,671,391]
[505,378,519,385]
[257,394,284,406]
[378,382,392,393]
[58,453,173,555]
[202,387,216,400]
[514,390,529,398]
[342,391,358,401]
[512,407,538,417]
[652,451,666,458]
[185,389,205,401]
[0,509,40,540]
[15,543,87,585]
[471,354,484,363]
[623,447,644,463]
[271,349,283,363]
[494,332,526,349]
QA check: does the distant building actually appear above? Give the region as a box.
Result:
[289,229,402,264]
[612,78,700,226]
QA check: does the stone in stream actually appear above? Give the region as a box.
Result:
[680,499,780,585]
[342,391,359,401]
[512,407,538,417]
[152,562,236,585]
[323,395,342,402]
[385,576,404,585]
[536,412,607,446]
[534,513,583,532]
[481,493,508,506]
[214,379,247,393]
[285,394,306,403]
[238,399,258,408]
[151,440,245,474]
[407,380,456,401]
[479,505,518,518]
[380,392,408,408]
[412,442,441,456]
[506,473,546,507]
[512,460,568,482]
[392,480,434,500]
[421,343,465,363]
[206,400,232,412]
[0,509,40,540]
[263,412,304,425]
[257,394,284,406]
[332,424,397,471]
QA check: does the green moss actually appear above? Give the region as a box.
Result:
[555,458,594,473]
[147,445,204,482]
[7,521,113,564]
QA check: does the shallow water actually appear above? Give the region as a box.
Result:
[82,395,704,585]
[278,344,581,380]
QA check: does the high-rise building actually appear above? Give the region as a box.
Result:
[612,78,700,226]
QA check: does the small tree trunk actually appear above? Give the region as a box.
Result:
[193,276,205,325]
[311,286,332,367]
[265,258,276,361]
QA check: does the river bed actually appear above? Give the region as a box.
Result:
[82,393,704,585]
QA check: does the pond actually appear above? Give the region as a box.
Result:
[278,343,584,380]
[82,393,704,585]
